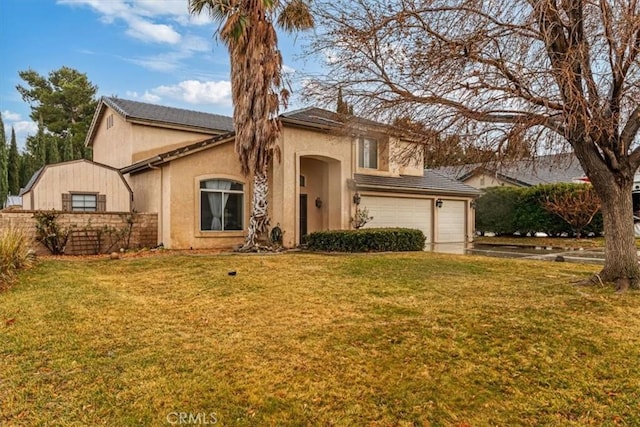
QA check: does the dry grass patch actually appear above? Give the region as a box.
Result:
[1,252,639,426]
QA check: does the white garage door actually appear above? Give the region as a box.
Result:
[437,200,466,243]
[361,196,431,243]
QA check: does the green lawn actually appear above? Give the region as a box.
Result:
[2,252,640,426]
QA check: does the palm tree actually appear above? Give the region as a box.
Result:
[189,0,313,250]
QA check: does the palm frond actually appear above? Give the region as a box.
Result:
[277,0,314,32]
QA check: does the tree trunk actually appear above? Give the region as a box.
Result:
[239,169,270,251]
[594,179,640,291]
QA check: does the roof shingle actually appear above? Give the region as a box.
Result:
[354,170,482,196]
[103,97,234,132]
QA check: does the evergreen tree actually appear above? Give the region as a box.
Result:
[16,66,98,161]
[18,154,31,192]
[0,114,8,206]
[62,130,73,161]
[7,128,20,195]
[43,132,60,165]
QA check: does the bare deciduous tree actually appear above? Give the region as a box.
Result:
[543,185,601,238]
[309,0,640,290]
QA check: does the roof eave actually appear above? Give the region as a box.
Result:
[120,133,235,175]
[354,183,481,197]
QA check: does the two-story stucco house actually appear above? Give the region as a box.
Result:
[85,97,480,250]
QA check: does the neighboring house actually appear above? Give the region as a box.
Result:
[87,97,481,249]
[20,159,132,212]
[436,154,588,189]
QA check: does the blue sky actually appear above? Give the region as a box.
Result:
[0,0,322,150]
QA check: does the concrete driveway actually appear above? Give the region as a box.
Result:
[466,244,608,265]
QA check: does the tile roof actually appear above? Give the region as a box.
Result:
[354,170,482,196]
[281,107,388,131]
[435,153,586,186]
[103,97,234,132]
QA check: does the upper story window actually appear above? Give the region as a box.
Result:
[200,179,244,231]
[106,114,114,129]
[358,137,378,169]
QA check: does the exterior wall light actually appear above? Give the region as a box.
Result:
[315,197,323,208]
[353,192,361,205]
[435,198,444,208]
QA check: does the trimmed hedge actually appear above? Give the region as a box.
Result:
[306,228,426,252]
[476,183,603,236]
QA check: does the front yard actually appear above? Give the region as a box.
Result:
[1,252,639,425]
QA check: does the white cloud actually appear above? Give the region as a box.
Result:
[125,79,232,108]
[2,110,21,121]
[125,17,181,44]
[282,64,296,76]
[57,0,182,45]
[125,90,162,103]
[147,80,232,106]
[12,121,38,136]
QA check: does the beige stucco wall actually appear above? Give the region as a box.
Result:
[273,126,353,247]
[91,110,133,169]
[393,139,424,176]
[22,160,131,212]
[130,125,215,163]
[91,105,225,169]
[154,142,249,249]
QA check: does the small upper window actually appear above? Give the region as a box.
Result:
[72,194,97,212]
[300,175,306,187]
[106,114,114,129]
[358,138,378,169]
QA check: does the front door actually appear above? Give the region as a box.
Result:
[299,194,308,239]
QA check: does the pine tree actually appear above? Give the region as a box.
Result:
[45,134,60,164]
[62,131,73,161]
[16,66,98,161]
[7,127,20,195]
[0,114,8,206]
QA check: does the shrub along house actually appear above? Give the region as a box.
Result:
[86,97,481,250]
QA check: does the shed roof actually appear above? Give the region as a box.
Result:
[19,159,132,196]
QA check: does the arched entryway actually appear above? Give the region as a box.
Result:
[298,155,342,243]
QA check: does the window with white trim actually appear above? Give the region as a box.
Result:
[358,137,378,169]
[200,179,244,231]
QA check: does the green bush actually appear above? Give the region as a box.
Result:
[306,228,426,252]
[0,227,34,288]
[475,183,604,236]
[475,187,520,235]
[515,185,569,236]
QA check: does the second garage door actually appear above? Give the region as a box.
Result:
[361,196,432,243]
[437,199,466,243]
